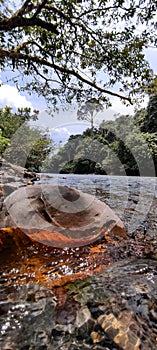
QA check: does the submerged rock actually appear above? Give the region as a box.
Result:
[98,311,141,350]
[2,184,126,248]
[0,282,57,350]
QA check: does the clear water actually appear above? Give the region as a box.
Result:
[0,174,157,349]
[39,174,157,234]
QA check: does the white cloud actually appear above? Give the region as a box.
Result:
[109,95,149,116]
[111,98,134,115]
[49,127,71,144]
[0,84,33,109]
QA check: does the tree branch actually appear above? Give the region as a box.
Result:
[0,15,58,33]
[31,62,61,85]
[11,0,33,18]
[31,0,48,19]
[45,4,75,26]
[76,4,139,19]
[77,6,119,19]
[0,47,132,103]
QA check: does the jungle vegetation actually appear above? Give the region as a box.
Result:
[43,95,157,176]
[0,106,53,172]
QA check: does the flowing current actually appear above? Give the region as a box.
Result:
[40,174,157,234]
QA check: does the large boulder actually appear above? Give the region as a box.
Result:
[2,184,127,248]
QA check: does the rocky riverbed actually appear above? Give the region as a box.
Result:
[0,168,157,349]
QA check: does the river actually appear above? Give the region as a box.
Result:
[40,174,157,234]
[0,174,157,349]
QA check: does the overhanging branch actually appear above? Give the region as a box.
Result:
[0,14,58,34]
[32,0,48,19]
[0,47,132,103]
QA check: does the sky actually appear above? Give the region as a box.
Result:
[0,73,136,145]
[0,47,157,145]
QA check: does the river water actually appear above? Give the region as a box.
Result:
[40,174,157,235]
[0,174,157,349]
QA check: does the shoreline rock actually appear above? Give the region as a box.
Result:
[1,184,126,248]
[0,159,39,196]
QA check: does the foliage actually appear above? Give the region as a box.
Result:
[0,106,39,138]
[77,98,104,129]
[0,106,53,171]
[5,125,53,172]
[44,96,157,176]
[134,94,157,133]
[0,0,157,106]
[0,128,10,154]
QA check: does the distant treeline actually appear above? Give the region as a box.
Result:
[43,95,157,176]
[1,95,157,176]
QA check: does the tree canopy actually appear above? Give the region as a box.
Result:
[0,106,53,171]
[77,98,104,130]
[0,0,157,106]
[0,105,38,138]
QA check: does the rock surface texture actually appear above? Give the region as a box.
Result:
[1,184,126,248]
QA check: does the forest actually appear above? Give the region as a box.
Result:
[0,106,53,172]
[1,94,157,176]
[43,94,157,176]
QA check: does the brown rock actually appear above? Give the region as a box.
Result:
[76,306,95,338]
[98,310,141,350]
[91,331,104,344]
[0,227,32,252]
[2,184,127,248]
[76,306,92,328]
